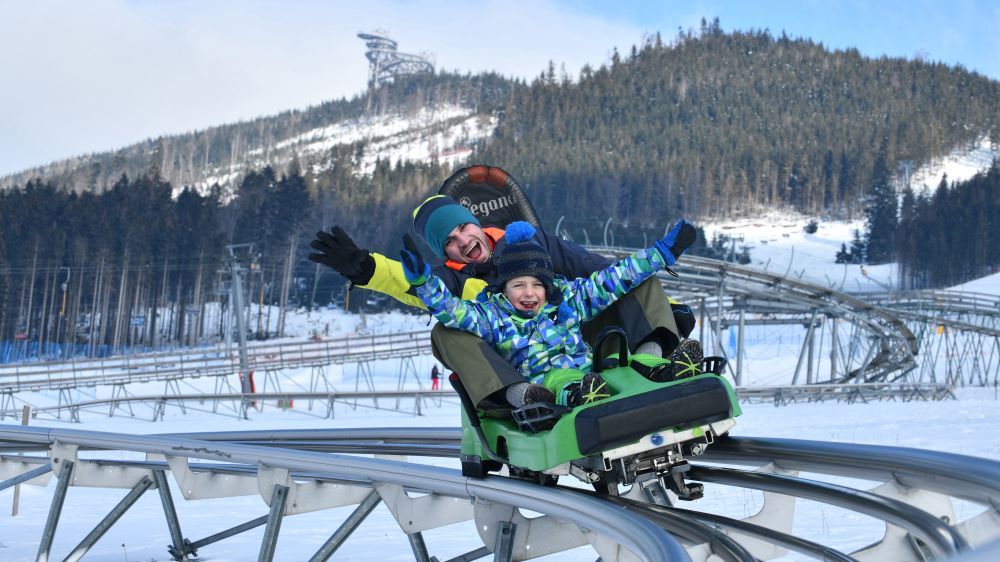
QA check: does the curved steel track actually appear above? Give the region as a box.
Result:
[3,425,1000,561]
[595,250,999,387]
[1,257,999,559]
[3,255,998,402]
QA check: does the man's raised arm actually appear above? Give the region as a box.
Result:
[308,226,427,309]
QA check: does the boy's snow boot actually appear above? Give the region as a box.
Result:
[506,382,552,407]
[522,383,556,405]
[565,382,584,408]
[669,339,704,379]
[580,372,611,404]
[566,372,611,407]
[511,384,568,433]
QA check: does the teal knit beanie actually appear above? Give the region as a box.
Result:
[412,195,480,257]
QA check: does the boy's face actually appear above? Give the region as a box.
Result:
[503,275,547,313]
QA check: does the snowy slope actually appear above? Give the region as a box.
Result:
[196,104,497,193]
[908,135,997,196]
[700,213,891,292]
[697,135,997,295]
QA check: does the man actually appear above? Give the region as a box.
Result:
[309,192,695,411]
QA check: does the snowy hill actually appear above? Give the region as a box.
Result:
[693,135,996,295]
[908,135,997,196]
[199,105,497,195]
[700,214,884,291]
[0,101,498,198]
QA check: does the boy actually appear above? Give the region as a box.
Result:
[399,220,697,418]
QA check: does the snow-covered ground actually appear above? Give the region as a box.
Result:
[3,265,999,561]
[3,358,1000,561]
[908,135,997,197]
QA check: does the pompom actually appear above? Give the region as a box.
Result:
[504,221,536,244]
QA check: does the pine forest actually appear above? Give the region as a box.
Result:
[2,23,999,357]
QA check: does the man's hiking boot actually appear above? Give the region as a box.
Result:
[567,372,612,408]
[669,339,704,379]
[641,339,705,382]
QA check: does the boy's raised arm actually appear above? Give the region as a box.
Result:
[400,234,498,344]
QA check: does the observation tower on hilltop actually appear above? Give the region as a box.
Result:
[357,30,434,93]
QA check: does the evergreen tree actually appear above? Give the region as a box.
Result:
[896,186,918,288]
[864,146,898,264]
[849,229,866,264]
[835,243,851,264]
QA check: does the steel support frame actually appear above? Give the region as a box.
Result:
[153,469,192,561]
[0,462,52,492]
[63,475,154,562]
[308,490,382,562]
[258,484,290,562]
[36,460,74,562]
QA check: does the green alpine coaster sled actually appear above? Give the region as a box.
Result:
[438,164,741,499]
[451,327,741,500]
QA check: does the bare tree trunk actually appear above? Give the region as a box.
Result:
[23,243,39,341]
[98,262,111,352]
[70,264,85,353]
[265,267,275,339]
[131,268,144,348]
[154,257,169,348]
[187,254,202,345]
[310,262,322,313]
[277,238,296,337]
[112,253,129,352]
[89,256,104,356]
[228,131,242,192]
[37,265,53,356]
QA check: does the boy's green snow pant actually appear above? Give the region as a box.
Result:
[431,277,679,410]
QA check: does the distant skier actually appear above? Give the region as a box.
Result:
[430,364,441,390]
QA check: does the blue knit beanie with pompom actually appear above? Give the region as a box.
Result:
[495,221,554,292]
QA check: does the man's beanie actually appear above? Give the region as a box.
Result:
[495,221,554,292]
[412,195,480,257]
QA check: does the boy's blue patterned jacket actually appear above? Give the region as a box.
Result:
[414,246,670,381]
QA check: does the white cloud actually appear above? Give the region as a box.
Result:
[6,0,996,178]
[0,0,644,176]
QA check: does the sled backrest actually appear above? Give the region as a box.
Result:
[438,165,542,229]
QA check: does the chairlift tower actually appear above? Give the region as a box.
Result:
[357,30,434,112]
[224,244,256,396]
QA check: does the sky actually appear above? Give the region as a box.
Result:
[1,0,999,177]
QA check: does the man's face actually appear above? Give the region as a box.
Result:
[443,223,491,264]
[503,276,547,314]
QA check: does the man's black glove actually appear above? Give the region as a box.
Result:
[308,226,376,285]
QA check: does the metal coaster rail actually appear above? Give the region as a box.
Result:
[0,329,432,393]
[3,425,1000,561]
[4,254,1000,399]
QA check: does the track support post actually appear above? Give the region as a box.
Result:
[36,460,74,562]
[257,484,289,562]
